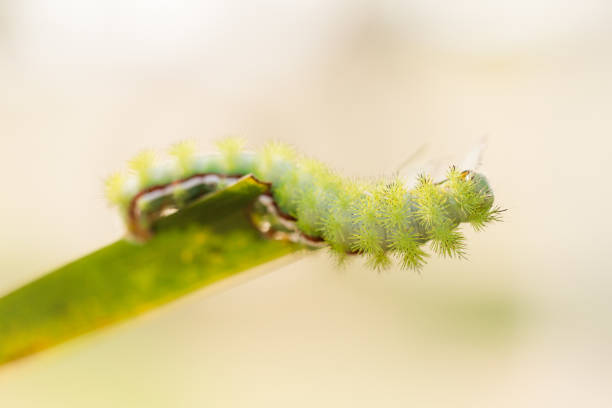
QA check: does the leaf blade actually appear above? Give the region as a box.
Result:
[0,176,304,366]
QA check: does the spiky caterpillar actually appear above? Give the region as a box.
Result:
[106,139,502,271]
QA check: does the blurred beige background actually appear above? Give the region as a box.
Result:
[1,1,611,407]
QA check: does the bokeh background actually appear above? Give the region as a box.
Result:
[1,1,611,406]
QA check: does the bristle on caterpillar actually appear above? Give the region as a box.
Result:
[106,139,503,271]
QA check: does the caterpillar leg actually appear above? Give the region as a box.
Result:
[249,194,326,249]
[127,174,242,241]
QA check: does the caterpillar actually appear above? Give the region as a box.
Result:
[105,139,503,271]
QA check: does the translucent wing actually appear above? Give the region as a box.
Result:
[396,137,488,188]
[459,137,487,173]
[393,144,445,189]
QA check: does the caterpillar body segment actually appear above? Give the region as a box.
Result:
[106,139,502,271]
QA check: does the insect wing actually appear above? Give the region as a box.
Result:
[396,138,487,188]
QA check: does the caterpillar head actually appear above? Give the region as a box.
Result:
[460,168,492,194]
[453,169,501,230]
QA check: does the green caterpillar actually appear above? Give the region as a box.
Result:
[106,139,503,271]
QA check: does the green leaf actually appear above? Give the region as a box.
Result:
[0,176,305,366]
